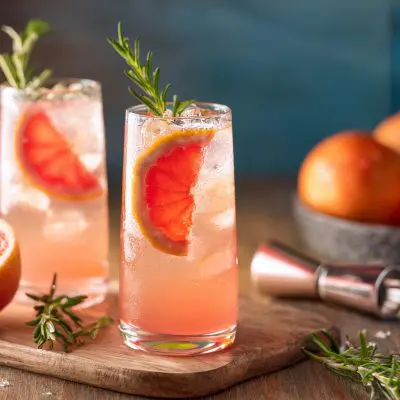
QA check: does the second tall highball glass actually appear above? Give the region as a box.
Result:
[0,79,109,306]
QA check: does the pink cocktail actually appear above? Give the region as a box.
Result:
[120,103,238,355]
[0,79,109,305]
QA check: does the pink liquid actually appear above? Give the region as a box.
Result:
[120,120,237,337]
[120,239,237,335]
[0,81,109,299]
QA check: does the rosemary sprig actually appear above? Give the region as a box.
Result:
[0,19,52,90]
[26,274,113,352]
[303,330,400,400]
[107,22,195,116]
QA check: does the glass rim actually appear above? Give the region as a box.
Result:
[126,102,232,120]
[0,77,101,95]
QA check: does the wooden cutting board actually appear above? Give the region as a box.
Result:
[0,294,337,398]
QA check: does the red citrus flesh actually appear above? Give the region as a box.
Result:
[0,219,21,312]
[16,110,102,200]
[134,129,214,256]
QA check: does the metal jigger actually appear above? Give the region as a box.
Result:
[251,241,400,319]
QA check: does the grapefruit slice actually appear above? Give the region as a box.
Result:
[0,219,21,312]
[16,109,102,200]
[133,129,214,256]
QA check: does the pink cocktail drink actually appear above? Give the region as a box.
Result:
[120,103,238,355]
[0,80,109,305]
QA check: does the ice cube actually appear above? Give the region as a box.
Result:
[142,118,170,136]
[52,82,69,91]
[212,208,235,229]
[68,82,84,92]
[8,183,50,212]
[197,247,235,278]
[194,176,235,215]
[80,153,102,172]
[140,118,172,146]
[43,209,88,240]
[180,106,203,118]
[162,109,173,118]
[188,207,235,262]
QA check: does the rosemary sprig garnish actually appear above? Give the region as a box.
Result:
[303,330,400,400]
[107,22,195,116]
[26,274,113,352]
[0,19,52,90]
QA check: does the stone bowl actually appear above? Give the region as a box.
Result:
[293,196,400,264]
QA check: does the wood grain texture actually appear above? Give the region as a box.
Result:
[0,180,397,399]
[0,293,336,398]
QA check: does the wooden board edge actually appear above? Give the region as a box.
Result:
[0,326,339,398]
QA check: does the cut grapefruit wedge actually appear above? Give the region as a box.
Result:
[133,129,214,256]
[0,219,21,312]
[16,110,103,200]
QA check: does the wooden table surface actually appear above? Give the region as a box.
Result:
[1,180,398,400]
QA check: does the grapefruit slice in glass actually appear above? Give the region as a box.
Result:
[0,219,21,312]
[16,109,103,200]
[133,128,214,256]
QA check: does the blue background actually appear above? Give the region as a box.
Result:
[0,0,395,181]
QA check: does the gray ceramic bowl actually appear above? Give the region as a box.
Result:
[293,196,400,264]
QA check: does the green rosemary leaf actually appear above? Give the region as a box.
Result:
[302,347,328,363]
[153,67,160,94]
[26,274,112,352]
[175,99,196,116]
[128,88,158,113]
[0,55,18,88]
[310,333,341,358]
[172,94,179,116]
[54,331,69,353]
[2,26,22,53]
[389,357,397,385]
[304,331,400,400]
[27,68,52,90]
[320,329,341,354]
[145,51,153,82]
[62,309,83,327]
[74,316,114,340]
[26,318,40,327]
[25,19,51,38]
[108,23,193,116]
[359,330,368,361]
[62,295,87,308]
[12,53,26,87]
[25,293,42,302]
[0,19,52,89]
[117,22,124,44]
[106,39,126,59]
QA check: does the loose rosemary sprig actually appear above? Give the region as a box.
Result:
[0,19,52,90]
[26,274,113,352]
[107,22,195,116]
[303,330,400,400]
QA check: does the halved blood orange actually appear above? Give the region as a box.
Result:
[16,109,102,200]
[0,219,21,312]
[134,129,214,256]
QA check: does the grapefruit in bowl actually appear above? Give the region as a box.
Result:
[0,219,21,311]
[374,112,400,153]
[298,130,400,225]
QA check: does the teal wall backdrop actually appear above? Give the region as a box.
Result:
[0,0,394,183]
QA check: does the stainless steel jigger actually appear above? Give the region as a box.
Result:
[251,241,400,319]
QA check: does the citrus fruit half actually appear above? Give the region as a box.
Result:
[0,219,21,312]
[16,109,103,200]
[133,129,214,256]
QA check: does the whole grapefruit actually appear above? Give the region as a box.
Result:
[0,219,21,311]
[298,131,400,225]
[374,112,400,153]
